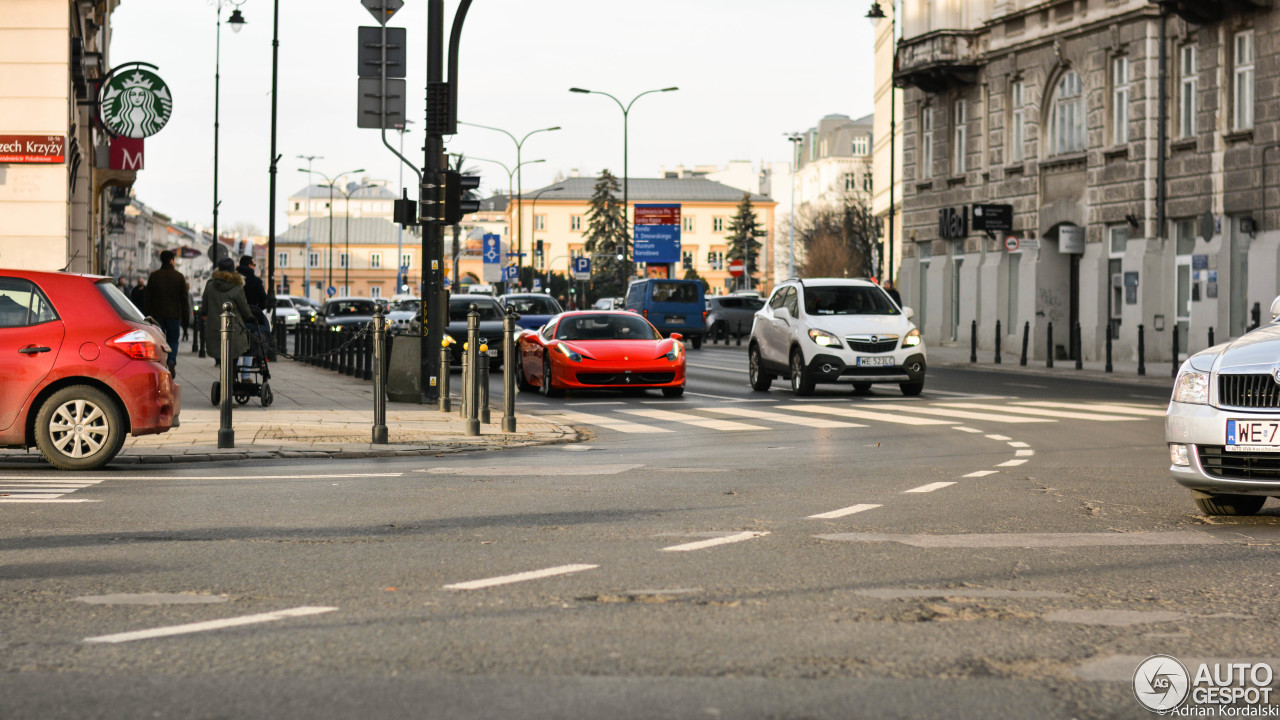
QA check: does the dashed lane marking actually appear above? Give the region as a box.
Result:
[888,407,1054,423]
[619,409,767,431]
[963,470,999,478]
[662,531,769,552]
[903,482,956,493]
[83,606,337,644]
[780,404,955,426]
[1016,449,1035,457]
[701,407,863,429]
[808,503,882,519]
[986,434,1012,441]
[444,564,599,590]
[1007,441,1030,448]
[997,459,1029,467]
[931,403,1139,422]
[952,426,983,433]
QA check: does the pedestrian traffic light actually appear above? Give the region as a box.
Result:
[442,169,481,224]
[418,170,442,223]
[535,239,544,255]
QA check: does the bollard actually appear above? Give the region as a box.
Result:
[1074,322,1083,370]
[465,303,481,436]
[503,306,519,432]
[372,308,388,444]
[1105,325,1113,373]
[1138,323,1147,376]
[1172,323,1180,379]
[994,319,1002,364]
[970,320,977,363]
[459,342,471,419]
[218,302,235,448]
[439,337,453,413]
[323,327,333,370]
[1046,322,1054,369]
[1209,326,1215,347]
[478,346,491,424]
[1020,321,1029,366]
[361,327,373,381]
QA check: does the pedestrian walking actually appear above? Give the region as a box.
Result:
[144,250,191,374]
[883,280,902,308]
[202,258,254,368]
[237,255,268,311]
[129,278,147,311]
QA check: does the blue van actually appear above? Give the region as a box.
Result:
[624,278,706,349]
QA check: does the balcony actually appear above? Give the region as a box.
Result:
[894,30,980,94]
[1151,0,1270,23]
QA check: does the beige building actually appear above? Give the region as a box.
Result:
[275,217,418,300]
[0,0,134,272]
[870,2,905,284]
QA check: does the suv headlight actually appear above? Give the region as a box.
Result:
[903,328,921,347]
[1172,369,1209,404]
[808,328,841,347]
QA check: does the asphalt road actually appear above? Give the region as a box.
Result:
[3,345,1277,720]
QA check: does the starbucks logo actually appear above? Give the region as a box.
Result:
[100,69,173,139]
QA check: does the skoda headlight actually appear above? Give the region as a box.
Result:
[554,342,583,362]
[903,328,922,347]
[1172,369,1209,404]
[808,328,841,347]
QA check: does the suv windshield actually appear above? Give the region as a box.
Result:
[556,314,660,341]
[448,298,504,322]
[802,285,900,316]
[504,296,561,315]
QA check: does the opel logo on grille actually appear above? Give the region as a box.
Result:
[1272,367,1280,385]
[870,335,879,344]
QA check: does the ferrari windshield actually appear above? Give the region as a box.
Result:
[802,285,900,316]
[555,314,660,341]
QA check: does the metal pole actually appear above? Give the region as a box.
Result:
[265,0,281,310]
[478,350,490,424]
[622,104,630,290]
[211,5,222,265]
[328,181,335,292]
[1138,323,1147,376]
[1046,321,1054,369]
[1172,323,1180,378]
[1074,322,1083,370]
[299,156,322,299]
[503,306,518,432]
[372,308,388,444]
[994,319,1002,364]
[1105,325,1113,373]
[439,337,452,412]
[788,135,800,278]
[969,319,977,363]
[1020,320,1029,366]
[465,303,480,435]
[218,302,234,448]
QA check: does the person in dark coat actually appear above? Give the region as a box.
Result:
[129,278,147,311]
[203,258,254,364]
[883,280,903,308]
[237,255,269,311]
[144,250,191,373]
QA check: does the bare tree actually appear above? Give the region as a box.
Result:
[796,194,878,279]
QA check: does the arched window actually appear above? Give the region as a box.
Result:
[1050,70,1085,155]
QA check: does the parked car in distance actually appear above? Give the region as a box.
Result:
[466,284,496,296]
[272,296,301,330]
[748,278,925,396]
[706,294,766,341]
[317,297,378,332]
[514,311,686,397]
[592,297,623,310]
[499,293,563,331]
[0,269,181,470]
[624,278,706,349]
[279,295,319,325]
[1168,295,1280,515]
[386,298,421,333]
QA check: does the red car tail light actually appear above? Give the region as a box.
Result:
[643,309,648,318]
[107,329,159,361]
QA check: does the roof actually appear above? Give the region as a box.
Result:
[478,194,509,212]
[519,177,773,204]
[290,184,398,200]
[275,217,419,245]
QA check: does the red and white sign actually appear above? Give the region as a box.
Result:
[0,134,65,164]
[1003,235,1020,252]
[728,259,745,278]
[633,205,681,225]
[109,137,144,170]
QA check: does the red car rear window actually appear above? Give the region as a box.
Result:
[96,279,146,323]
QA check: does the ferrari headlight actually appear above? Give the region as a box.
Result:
[665,342,683,362]
[554,342,583,362]
[1172,369,1209,405]
[808,328,841,347]
[903,328,921,347]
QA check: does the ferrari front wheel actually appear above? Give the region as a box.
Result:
[541,352,564,398]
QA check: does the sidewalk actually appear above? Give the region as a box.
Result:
[0,346,577,467]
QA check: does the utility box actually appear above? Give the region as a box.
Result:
[386,334,421,403]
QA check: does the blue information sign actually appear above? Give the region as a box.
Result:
[572,256,591,280]
[633,204,681,263]
[482,234,501,265]
[327,285,336,297]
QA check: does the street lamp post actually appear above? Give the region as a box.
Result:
[785,133,803,279]
[340,182,375,294]
[210,1,246,264]
[458,122,560,278]
[528,186,563,290]
[456,154,545,289]
[299,168,364,297]
[297,155,324,299]
[569,86,678,290]
[868,1,896,285]
[394,120,414,292]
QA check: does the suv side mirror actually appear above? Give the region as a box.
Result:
[902,307,915,320]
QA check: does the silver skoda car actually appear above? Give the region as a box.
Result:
[1168,297,1280,515]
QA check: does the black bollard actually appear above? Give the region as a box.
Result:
[459,342,470,419]
[465,304,481,436]
[1209,326,1215,347]
[1105,325,1113,373]
[372,308,388,444]
[478,350,491,424]
[1138,323,1146,376]
[345,328,357,377]
[1046,322,1054,369]
[1172,324,1180,378]
[1020,321,1029,366]
[503,306,519,432]
[970,319,978,363]
[994,319,1002,364]
[218,303,235,449]
[361,327,372,381]
[1074,323,1083,370]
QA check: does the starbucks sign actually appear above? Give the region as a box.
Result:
[99,67,173,139]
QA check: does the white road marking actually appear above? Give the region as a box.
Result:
[0,473,404,481]
[815,531,1225,548]
[903,482,955,493]
[684,391,769,402]
[620,409,767,431]
[985,434,1012,441]
[544,411,673,434]
[963,470,999,478]
[1007,441,1030,448]
[931,403,1138,422]
[780,405,954,426]
[890,406,1054,423]
[997,459,1028,467]
[1005,383,1047,389]
[571,401,625,406]
[808,503,882,519]
[662,531,769,552]
[421,464,641,476]
[82,606,337,644]
[1016,449,1035,457]
[685,363,745,373]
[702,407,863,428]
[952,426,984,433]
[0,493,72,500]
[0,499,100,503]
[1013,401,1165,418]
[444,564,598,590]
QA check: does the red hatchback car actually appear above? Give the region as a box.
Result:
[0,270,180,470]
[514,311,687,397]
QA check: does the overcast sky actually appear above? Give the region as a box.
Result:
[110,0,878,235]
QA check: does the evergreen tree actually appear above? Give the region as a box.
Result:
[725,193,761,290]
[581,169,629,297]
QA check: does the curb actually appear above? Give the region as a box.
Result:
[930,359,1175,389]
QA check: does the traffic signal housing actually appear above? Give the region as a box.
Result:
[443,169,481,225]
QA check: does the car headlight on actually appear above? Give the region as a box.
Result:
[554,342,583,362]
[664,342,683,362]
[808,328,841,347]
[1172,369,1209,404]
[903,328,922,347]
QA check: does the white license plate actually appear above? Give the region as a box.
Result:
[856,356,895,367]
[1226,419,1280,451]
[487,349,498,357]
[666,315,684,324]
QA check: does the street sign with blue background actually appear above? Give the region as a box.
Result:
[572,256,591,281]
[633,204,681,263]
[502,265,518,282]
[482,233,502,283]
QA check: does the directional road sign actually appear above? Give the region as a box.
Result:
[572,256,591,281]
[482,233,502,283]
[327,285,337,297]
[633,204,681,263]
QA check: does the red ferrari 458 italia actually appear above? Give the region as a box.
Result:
[514,311,686,397]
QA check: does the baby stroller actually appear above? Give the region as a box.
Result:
[210,306,275,407]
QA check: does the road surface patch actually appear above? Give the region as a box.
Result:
[1045,609,1186,626]
[1014,401,1165,417]
[82,606,336,644]
[545,411,672,434]
[76,593,227,606]
[932,403,1138,422]
[891,406,1055,423]
[815,531,1225,548]
[854,588,1071,600]
[444,564,599,590]
[662,531,769,552]
[808,503,882,519]
[997,459,1029,467]
[421,464,641,476]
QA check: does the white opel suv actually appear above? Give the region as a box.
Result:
[748,278,926,396]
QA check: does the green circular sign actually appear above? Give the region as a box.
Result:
[99,68,173,139]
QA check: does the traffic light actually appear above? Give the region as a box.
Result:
[682,255,692,271]
[442,169,481,224]
[418,171,442,223]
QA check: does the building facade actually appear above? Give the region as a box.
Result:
[275,216,419,299]
[893,0,1276,364]
[871,1,905,285]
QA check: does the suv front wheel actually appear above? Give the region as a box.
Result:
[748,344,772,391]
[790,350,816,396]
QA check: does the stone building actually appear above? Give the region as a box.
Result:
[892,0,1276,364]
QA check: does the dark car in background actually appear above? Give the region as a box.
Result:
[409,295,509,366]
[499,293,563,331]
[317,297,377,332]
[706,294,766,342]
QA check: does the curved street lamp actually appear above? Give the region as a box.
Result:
[298,167,364,295]
[526,186,563,289]
[210,0,247,268]
[867,1,896,284]
[568,86,678,289]
[451,154,545,290]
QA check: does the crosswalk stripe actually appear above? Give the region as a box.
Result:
[702,407,864,428]
[888,407,1055,423]
[543,411,672,434]
[779,405,955,426]
[1013,401,1166,417]
[963,470,999,477]
[662,531,769,552]
[809,503,881,519]
[619,408,768,431]
[931,403,1139,422]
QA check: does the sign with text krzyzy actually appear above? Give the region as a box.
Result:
[0,135,65,163]
[633,204,681,263]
